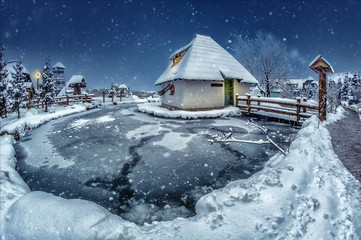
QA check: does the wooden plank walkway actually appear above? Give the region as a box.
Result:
[327,108,361,183]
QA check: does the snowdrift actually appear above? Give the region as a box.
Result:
[138,102,241,119]
[1,107,360,239]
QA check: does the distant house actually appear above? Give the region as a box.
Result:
[118,83,129,97]
[4,60,35,100]
[57,75,87,96]
[155,34,258,110]
[286,76,318,97]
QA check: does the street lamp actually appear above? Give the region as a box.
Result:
[35,71,41,91]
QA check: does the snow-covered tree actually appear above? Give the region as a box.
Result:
[233,32,290,97]
[327,81,340,113]
[341,74,351,101]
[0,45,8,117]
[40,57,55,112]
[9,59,28,118]
[350,72,361,103]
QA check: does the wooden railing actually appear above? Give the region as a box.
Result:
[236,94,319,121]
[54,94,94,105]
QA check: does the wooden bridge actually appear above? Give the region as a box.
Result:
[236,94,319,125]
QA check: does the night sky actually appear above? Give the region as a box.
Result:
[1,0,361,90]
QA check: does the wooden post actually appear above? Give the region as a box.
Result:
[246,94,251,113]
[235,94,239,107]
[296,98,301,121]
[318,70,327,122]
[257,94,261,106]
[85,94,88,103]
[309,55,333,122]
[112,92,114,102]
[303,98,307,113]
[66,95,69,106]
[103,91,105,103]
[120,93,122,102]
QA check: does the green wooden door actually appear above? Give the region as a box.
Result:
[224,78,234,105]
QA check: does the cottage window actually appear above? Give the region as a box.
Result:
[211,83,223,87]
[171,54,182,68]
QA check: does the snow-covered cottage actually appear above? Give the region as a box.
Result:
[118,83,129,97]
[155,34,258,110]
[57,75,87,96]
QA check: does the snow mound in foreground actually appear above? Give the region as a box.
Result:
[138,102,241,119]
[1,107,360,239]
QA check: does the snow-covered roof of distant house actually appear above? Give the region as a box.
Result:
[25,82,33,89]
[4,61,30,82]
[68,75,85,85]
[155,34,258,85]
[57,75,87,96]
[118,83,128,90]
[52,62,66,69]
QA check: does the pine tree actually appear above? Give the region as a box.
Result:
[9,59,28,118]
[352,72,361,103]
[341,74,350,101]
[40,57,55,112]
[0,45,8,117]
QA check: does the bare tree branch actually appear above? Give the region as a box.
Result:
[208,122,287,155]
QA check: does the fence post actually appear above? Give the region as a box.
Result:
[103,91,105,103]
[257,94,261,106]
[296,97,301,121]
[235,94,239,107]
[303,98,307,113]
[112,92,114,103]
[66,95,69,106]
[246,94,251,113]
[85,94,88,103]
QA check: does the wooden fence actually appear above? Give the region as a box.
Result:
[30,94,94,108]
[54,94,94,105]
[236,94,319,121]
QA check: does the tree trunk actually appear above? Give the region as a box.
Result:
[17,107,20,119]
[265,78,271,97]
[45,101,48,112]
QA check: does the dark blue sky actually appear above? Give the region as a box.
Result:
[1,0,361,90]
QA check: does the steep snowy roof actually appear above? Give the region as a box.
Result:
[118,83,128,90]
[155,34,258,85]
[57,75,87,96]
[68,75,85,84]
[52,62,66,69]
[4,61,30,82]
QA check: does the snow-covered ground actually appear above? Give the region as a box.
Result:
[1,105,360,239]
[138,102,241,119]
[93,94,159,106]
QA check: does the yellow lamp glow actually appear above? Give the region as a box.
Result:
[35,71,41,80]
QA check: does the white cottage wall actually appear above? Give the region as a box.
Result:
[182,80,224,109]
[233,81,250,104]
[161,81,185,109]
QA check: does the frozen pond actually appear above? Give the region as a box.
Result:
[15,104,298,225]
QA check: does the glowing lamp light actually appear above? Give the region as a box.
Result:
[35,71,41,80]
[35,71,41,91]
